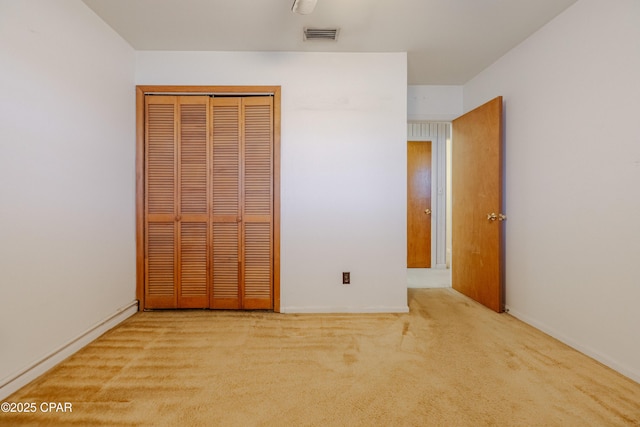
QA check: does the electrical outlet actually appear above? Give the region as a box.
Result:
[342,272,350,285]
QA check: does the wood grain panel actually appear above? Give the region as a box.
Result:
[179,101,208,214]
[212,99,240,217]
[146,222,176,308]
[244,222,272,308]
[179,222,208,307]
[146,101,175,215]
[243,99,273,217]
[211,222,240,309]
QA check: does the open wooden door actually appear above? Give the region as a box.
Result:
[451,96,504,312]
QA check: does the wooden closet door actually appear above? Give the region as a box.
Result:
[242,97,273,309]
[210,98,242,309]
[145,96,209,309]
[177,96,210,308]
[145,94,272,310]
[210,97,273,309]
[145,96,178,308]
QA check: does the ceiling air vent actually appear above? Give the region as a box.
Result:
[303,27,340,41]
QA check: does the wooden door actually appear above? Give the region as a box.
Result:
[137,86,280,311]
[210,98,242,309]
[241,97,274,309]
[145,95,273,310]
[144,96,210,309]
[210,97,274,310]
[451,96,504,312]
[407,141,432,268]
[144,96,177,309]
[177,97,210,308]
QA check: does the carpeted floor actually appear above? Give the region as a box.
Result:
[3,288,640,426]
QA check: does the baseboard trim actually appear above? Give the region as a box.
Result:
[0,300,139,400]
[505,305,640,385]
[281,305,409,314]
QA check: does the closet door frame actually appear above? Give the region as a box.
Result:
[136,85,281,312]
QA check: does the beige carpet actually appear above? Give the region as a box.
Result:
[4,289,640,426]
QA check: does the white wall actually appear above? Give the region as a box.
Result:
[408,85,462,121]
[0,0,136,397]
[136,51,409,313]
[464,0,640,382]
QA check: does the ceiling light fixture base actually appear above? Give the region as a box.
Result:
[291,0,318,15]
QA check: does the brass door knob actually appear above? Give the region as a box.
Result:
[487,213,507,221]
[425,209,431,215]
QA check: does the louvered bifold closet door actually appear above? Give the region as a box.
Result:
[145,96,210,309]
[210,96,274,309]
[242,97,273,309]
[177,97,210,308]
[145,96,178,308]
[210,98,242,309]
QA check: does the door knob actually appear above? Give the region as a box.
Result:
[487,213,507,221]
[425,209,431,215]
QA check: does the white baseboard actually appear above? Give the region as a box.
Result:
[281,305,409,314]
[505,305,640,385]
[0,300,138,400]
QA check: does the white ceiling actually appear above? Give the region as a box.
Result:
[82,0,578,85]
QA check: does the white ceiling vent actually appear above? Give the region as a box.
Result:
[303,27,340,42]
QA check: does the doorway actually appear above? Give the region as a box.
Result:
[407,98,505,312]
[406,122,451,288]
